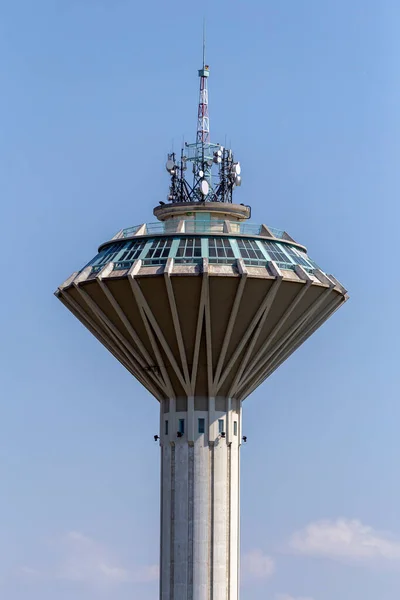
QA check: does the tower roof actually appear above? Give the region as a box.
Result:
[154,201,250,222]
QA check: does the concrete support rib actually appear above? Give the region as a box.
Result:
[241,294,345,400]
[190,260,209,396]
[236,282,336,398]
[215,261,283,393]
[129,261,190,396]
[59,283,164,399]
[227,267,284,398]
[212,260,247,394]
[64,265,166,396]
[164,258,191,390]
[57,293,139,382]
[96,264,166,387]
[160,399,241,600]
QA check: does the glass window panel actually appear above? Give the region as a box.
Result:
[261,241,290,264]
[87,242,123,268]
[116,240,146,262]
[145,238,173,262]
[208,238,235,261]
[284,245,313,269]
[237,239,265,262]
[198,418,205,434]
[297,248,321,270]
[176,238,203,262]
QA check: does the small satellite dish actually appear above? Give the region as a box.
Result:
[166,159,175,172]
[216,150,222,156]
[200,179,209,195]
[235,176,242,187]
[198,170,204,178]
[232,162,241,175]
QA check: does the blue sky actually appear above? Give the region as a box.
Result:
[1,1,399,599]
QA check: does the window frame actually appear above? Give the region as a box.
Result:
[144,237,173,264]
[208,237,235,263]
[175,237,203,263]
[236,238,265,263]
[261,240,291,265]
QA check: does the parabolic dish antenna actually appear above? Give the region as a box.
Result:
[200,179,209,195]
[166,159,175,172]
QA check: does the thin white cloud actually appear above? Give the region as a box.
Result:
[275,595,314,600]
[17,531,158,588]
[57,531,130,585]
[242,549,276,580]
[290,518,400,563]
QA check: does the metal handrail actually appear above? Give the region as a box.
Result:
[120,221,290,240]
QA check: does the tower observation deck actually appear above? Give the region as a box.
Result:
[55,53,348,600]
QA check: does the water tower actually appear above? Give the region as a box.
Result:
[55,52,348,600]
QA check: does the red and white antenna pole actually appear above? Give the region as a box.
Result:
[196,24,210,148]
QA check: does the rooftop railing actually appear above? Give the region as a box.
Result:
[114,221,295,242]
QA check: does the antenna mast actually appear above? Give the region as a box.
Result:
[196,23,210,148]
[164,29,242,204]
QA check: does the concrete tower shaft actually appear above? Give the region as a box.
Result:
[160,399,241,600]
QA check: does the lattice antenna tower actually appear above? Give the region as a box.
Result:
[165,32,242,204]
